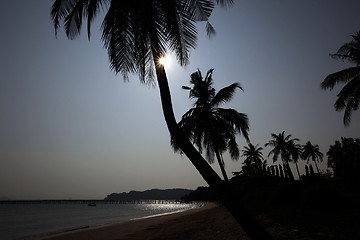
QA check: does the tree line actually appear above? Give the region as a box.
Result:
[236,133,359,185]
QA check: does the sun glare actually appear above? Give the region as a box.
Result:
[159,55,171,67]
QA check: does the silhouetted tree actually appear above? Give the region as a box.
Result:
[270,166,275,176]
[173,69,249,182]
[50,1,272,239]
[327,137,360,182]
[305,165,309,176]
[266,166,271,176]
[275,165,279,176]
[321,31,360,126]
[301,141,323,173]
[309,164,315,176]
[279,164,284,178]
[265,131,296,180]
[241,143,265,177]
[286,139,302,180]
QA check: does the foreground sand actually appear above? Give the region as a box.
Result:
[39,203,255,240]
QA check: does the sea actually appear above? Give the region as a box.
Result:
[0,201,199,240]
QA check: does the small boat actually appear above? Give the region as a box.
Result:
[88,203,96,207]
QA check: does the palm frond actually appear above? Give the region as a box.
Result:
[330,31,360,64]
[182,86,192,90]
[227,137,239,160]
[205,21,216,38]
[211,83,243,106]
[268,149,279,162]
[63,0,86,39]
[101,1,137,79]
[205,68,214,84]
[214,108,249,141]
[214,0,234,8]
[183,0,214,22]
[340,97,359,126]
[86,0,108,39]
[51,0,85,38]
[333,76,360,126]
[164,0,198,66]
[51,0,67,37]
[321,67,360,90]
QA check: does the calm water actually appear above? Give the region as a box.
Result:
[0,202,197,240]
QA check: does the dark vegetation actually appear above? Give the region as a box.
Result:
[171,69,249,183]
[321,31,360,127]
[183,137,360,239]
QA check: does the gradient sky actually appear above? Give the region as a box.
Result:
[1,1,359,200]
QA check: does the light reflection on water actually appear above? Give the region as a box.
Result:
[134,203,196,218]
[0,202,198,240]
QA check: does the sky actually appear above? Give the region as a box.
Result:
[1,1,359,200]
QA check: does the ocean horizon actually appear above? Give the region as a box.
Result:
[0,200,199,240]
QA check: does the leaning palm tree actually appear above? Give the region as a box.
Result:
[241,143,264,176]
[265,131,297,180]
[173,69,249,183]
[321,31,360,126]
[301,141,323,173]
[50,1,272,239]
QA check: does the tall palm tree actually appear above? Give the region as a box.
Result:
[173,69,249,183]
[286,140,302,179]
[301,141,323,173]
[50,1,273,239]
[241,143,264,176]
[321,31,360,126]
[265,131,298,180]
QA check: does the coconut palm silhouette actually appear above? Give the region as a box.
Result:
[173,69,249,183]
[50,1,272,239]
[321,31,360,126]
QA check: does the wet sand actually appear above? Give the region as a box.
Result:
[39,203,253,240]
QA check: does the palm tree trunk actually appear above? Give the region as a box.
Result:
[149,29,273,239]
[283,159,294,180]
[313,159,320,174]
[313,160,320,173]
[215,150,229,183]
[154,65,273,240]
[294,162,301,180]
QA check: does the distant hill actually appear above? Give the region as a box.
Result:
[104,188,193,201]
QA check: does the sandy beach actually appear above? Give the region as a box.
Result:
[39,203,254,240]
[25,197,357,240]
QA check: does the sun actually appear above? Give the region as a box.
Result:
[158,55,171,67]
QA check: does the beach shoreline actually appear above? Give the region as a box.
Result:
[18,198,349,240]
[35,202,225,240]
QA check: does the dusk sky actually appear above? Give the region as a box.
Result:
[1,1,359,200]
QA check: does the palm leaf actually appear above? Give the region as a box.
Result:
[334,76,360,126]
[227,137,239,160]
[184,0,214,22]
[182,86,192,90]
[101,1,137,79]
[321,67,360,90]
[206,21,216,38]
[64,0,85,39]
[51,0,79,37]
[215,108,249,141]
[211,83,243,106]
[165,4,197,66]
[330,31,360,64]
[86,0,108,39]
[214,0,234,8]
